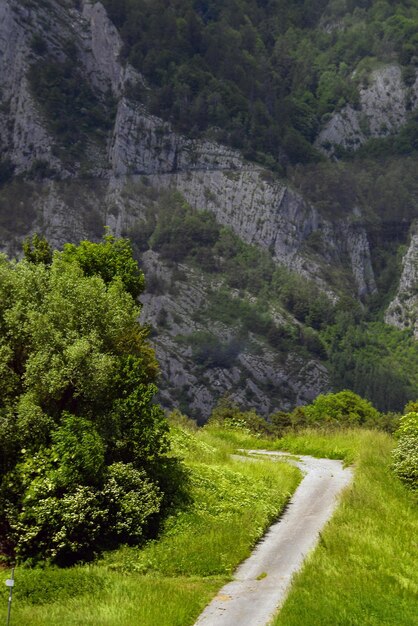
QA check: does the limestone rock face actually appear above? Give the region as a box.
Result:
[0,0,375,298]
[0,0,378,303]
[81,1,127,96]
[109,101,242,177]
[139,251,331,418]
[0,1,59,173]
[151,169,376,296]
[385,222,418,339]
[316,65,418,155]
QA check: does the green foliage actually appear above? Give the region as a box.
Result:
[267,390,400,438]
[303,390,381,427]
[392,412,418,489]
[0,237,170,564]
[2,566,105,606]
[2,570,221,626]
[208,397,273,437]
[100,0,418,167]
[23,233,53,265]
[188,331,241,370]
[102,426,300,578]
[5,427,417,626]
[271,266,335,329]
[6,455,162,564]
[149,193,219,267]
[2,425,300,626]
[61,233,145,299]
[51,414,105,486]
[322,318,418,412]
[167,409,198,432]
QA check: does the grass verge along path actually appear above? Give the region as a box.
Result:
[272,429,418,626]
[194,452,352,626]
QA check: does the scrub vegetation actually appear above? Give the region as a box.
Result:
[102,0,418,168]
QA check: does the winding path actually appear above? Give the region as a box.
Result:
[194,451,353,626]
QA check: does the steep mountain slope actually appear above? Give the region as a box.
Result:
[0,0,417,417]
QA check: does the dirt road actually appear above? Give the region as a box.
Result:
[194,451,353,626]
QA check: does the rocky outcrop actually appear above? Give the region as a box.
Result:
[139,251,330,418]
[150,169,376,296]
[316,64,418,155]
[385,222,418,338]
[109,101,242,177]
[81,1,128,96]
[0,1,61,173]
[0,0,376,297]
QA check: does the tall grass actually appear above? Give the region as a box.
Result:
[1,426,300,626]
[4,574,222,626]
[272,429,418,626]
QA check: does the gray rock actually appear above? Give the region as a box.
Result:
[385,221,418,338]
[316,64,418,155]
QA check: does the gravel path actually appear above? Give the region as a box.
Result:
[194,450,353,626]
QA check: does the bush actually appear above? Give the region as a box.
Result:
[208,398,272,437]
[392,412,418,490]
[0,236,171,564]
[189,331,241,369]
[6,459,162,565]
[303,390,381,427]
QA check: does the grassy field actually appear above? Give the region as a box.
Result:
[1,425,300,626]
[272,429,418,626]
[2,426,416,626]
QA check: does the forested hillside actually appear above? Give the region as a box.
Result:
[0,0,417,416]
[101,0,418,414]
[102,0,418,165]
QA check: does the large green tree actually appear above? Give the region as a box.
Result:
[0,235,169,564]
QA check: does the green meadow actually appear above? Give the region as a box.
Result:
[1,425,300,626]
[2,426,417,626]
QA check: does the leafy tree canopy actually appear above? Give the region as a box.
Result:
[61,231,145,299]
[0,235,169,565]
[303,390,381,426]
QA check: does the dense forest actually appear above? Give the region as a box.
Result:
[102,0,418,166]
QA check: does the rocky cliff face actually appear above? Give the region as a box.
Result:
[0,0,379,296]
[139,250,330,419]
[0,0,60,173]
[385,221,418,339]
[0,0,413,416]
[316,64,418,156]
